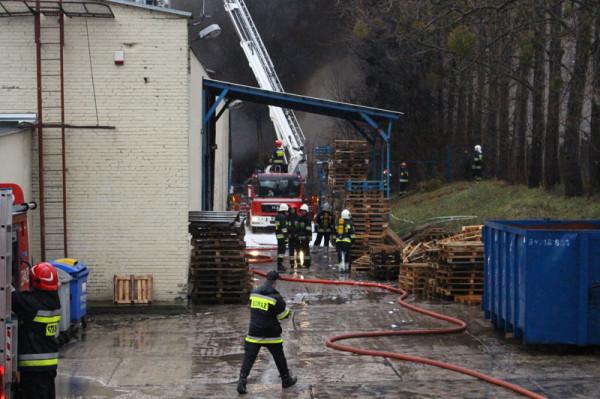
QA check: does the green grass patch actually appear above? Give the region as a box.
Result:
[391,180,600,236]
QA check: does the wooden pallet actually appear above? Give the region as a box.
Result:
[114,275,153,304]
[399,263,433,294]
[351,254,372,273]
[189,211,249,304]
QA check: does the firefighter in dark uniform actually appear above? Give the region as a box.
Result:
[335,209,356,273]
[275,203,289,272]
[312,203,333,250]
[287,206,298,267]
[237,271,297,394]
[13,262,61,399]
[270,139,287,173]
[296,204,312,268]
[399,162,409,194]
[472,145,483,181]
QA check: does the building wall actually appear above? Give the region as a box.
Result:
[0,130,33,201]
[189,53,230,212]
[0,4,191,301]
[213,108,230,211]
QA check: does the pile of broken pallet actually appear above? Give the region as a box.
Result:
[348,230,404,278]
[399,225,484,305]
[188,211,251,304]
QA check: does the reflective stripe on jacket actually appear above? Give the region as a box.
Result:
[399,170,409,183]
[296,213,312,239]
[335,219,356,243]
[12,290,61,371]
[246,285,290,345]
[472,153,483,169]
[275,212,288,240]
[272,148,285,164]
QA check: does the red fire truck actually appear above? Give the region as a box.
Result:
[0,183,35,291]
[246,173,305,232]
[0,183,36,398]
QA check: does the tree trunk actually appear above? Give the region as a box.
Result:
[446,60,457,146]
[589,14,600,194]
[512,57,530,184]
[563,3,592,197]
[455,69,467,149]
[485,70,499,178]
[497,34,513,181]
[474,60,485,147]
[466,70,474,147]
[528,4,546,188]
[544,0,562,189]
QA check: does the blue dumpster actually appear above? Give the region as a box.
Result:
[50,259,89,323]
[483,220,600,345]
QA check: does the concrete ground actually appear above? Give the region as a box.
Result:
[57,232,600,399]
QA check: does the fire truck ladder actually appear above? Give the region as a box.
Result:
[224,0,306,175]
[0,0,114,260]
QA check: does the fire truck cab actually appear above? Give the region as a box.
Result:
[248,173,304,231]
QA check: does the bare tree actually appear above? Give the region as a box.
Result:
[563,1,592,197]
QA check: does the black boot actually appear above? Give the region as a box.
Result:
[237,375,247,394]
[281,374,297,389]
[277,263,286,272]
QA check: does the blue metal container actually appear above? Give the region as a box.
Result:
[50,259,89,323]
[483,220,600,345]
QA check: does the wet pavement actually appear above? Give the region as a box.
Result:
[57,233,600,398]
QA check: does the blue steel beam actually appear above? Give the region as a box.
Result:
[203,79,402,122]
[360,112,390,142]
[203,88,229,125]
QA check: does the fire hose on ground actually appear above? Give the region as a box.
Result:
[249,267,546,399]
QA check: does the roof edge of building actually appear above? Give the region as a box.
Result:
[105,0,192,18]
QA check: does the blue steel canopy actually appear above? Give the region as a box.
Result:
[203,79,403,123]
[201,78,403,210]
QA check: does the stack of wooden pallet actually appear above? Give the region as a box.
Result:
[369,245,402,280]
[433,226,483,304]
[397,225,484,305]
[188,211,250,304]
[399,263,433,295]
[345,189,390,271]
[399,240,436,294]
[328,140,370,191]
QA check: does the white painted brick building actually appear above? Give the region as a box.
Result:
[0,1,230,302]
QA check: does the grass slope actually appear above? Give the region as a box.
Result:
[390,180,600,235]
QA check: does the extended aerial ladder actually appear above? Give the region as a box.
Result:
[223,0,307,176]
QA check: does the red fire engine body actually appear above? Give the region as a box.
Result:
[0,183,35,291]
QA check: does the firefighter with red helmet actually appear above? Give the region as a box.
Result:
[13,262,61,399]
[270,139,288,173]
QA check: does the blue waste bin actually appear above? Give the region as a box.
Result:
[483,220,600,345]
[50,259,89,323]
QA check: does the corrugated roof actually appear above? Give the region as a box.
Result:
[106,0,191,17]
